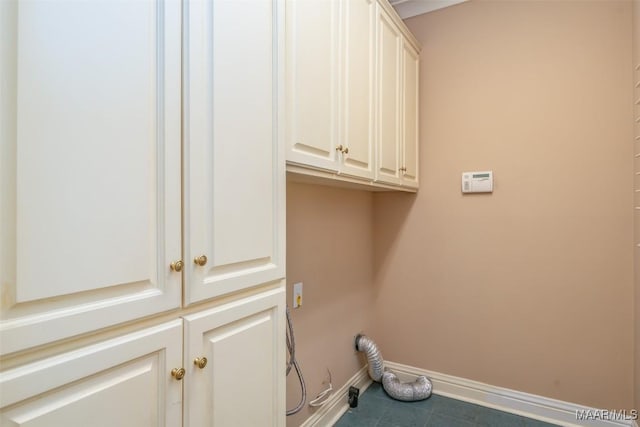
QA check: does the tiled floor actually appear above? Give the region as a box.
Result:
[334,383,559,427]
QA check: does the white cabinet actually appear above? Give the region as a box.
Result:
[0,289,285,427]
[286,0,375,180]
[1,0,284,353]
[0,0,285,424]
[0,0,183,356]
[340,0,376,180]
[375,7,420,189]
[0,321,183,427]
[285,0,341,172]
[286,0,419,191]
[376,5,403,186]
[184,0,285,305]
[183,288,285,427]
[401,40,420,189]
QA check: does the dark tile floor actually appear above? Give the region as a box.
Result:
[334,383,560,427]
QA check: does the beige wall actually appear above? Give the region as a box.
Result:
[373,0,634,410]
[634,0,640,413]
[285,181,374,426]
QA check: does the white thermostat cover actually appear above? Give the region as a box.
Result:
[462,171,493,193]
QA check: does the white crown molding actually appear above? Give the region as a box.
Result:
[389,0,468,19]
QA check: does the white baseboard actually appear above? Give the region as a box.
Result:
[298,361,638,427]
[385,361,638,427]
[300,365,372,427]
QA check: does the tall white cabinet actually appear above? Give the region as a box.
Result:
[0,0,285,425]
[184,0,285,305]
[0,0,183,356]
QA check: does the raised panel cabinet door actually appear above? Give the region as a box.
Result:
[402,41,419,188]
[339,0,376,180]
[183,286,285,427]
[375,7,403,186]
[0,0,182,356]
[0,320,183,427]
[185,0,285,305]
[285,0,341,172]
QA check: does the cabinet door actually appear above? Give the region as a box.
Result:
[0,321,183,426]
[339,0,376,180]
[185,0,285,304]
[375,6,403,186]
[183,287,285,427]
[285,0,341,172]
[402,41,420,188]
[0,0,182,356]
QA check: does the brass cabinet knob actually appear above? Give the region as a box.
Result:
[171,367,186,380]
[343,146,349,154]
[194,255,208,267]
[170,260,184,272]
[399,167,407,173]
[194,357,208,369]
[335,144,344,152]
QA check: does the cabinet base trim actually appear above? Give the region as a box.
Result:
[286,167,417,193]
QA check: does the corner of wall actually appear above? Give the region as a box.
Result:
[633,0,640,413]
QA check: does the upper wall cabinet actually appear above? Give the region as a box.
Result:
[340,0,377,180]
[376,6,402,186]
[285,0,342,172]
[285,0,420,191]
[375,7,420,189]
[400,39,420,189]
[286,0,375,181]
[0,0,182,356]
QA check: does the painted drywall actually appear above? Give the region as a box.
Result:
[373,0,635,410]
[634,0,640,414]
[285,181,374,426]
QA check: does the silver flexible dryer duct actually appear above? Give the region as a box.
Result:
[355,334,433,402]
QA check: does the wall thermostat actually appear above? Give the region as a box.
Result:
[462,171,493,193]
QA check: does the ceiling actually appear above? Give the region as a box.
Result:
[389,0,468,19]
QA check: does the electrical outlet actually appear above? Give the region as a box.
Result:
[293,282,303,308]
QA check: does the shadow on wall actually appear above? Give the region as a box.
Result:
[372,191,417,296]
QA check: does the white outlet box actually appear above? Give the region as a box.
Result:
[293,282,303,308]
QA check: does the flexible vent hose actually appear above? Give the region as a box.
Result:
[355,334,432,402]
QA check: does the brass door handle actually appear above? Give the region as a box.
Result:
[170,260,184,272]
[194,255,208,267]
[194,357,208,369]
[171,367,186,380]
